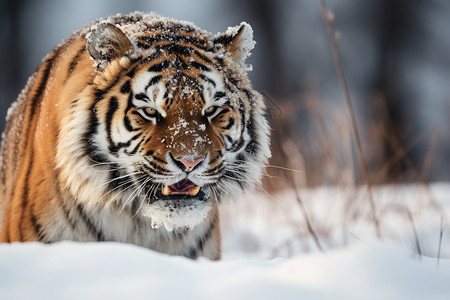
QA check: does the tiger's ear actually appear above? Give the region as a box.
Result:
[86,22,133,67]
[213,22,256,67]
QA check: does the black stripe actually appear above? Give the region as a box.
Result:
[139,35,210,51]
[19,150,34,241]
[67,46,86,80]
[124,93,140,132]
[127,132,143,142]
[23,51,58,156]
[242,88,254,103]
[208,150,223,165]
[199,75,216,87]
[145,75,163,90]
[30,178,47,242]
[94,67,127,100]
[214,91,226,99]
[215,133,225,148]
[4,224,11,243]
[187,215,217,259]
[245,118,258,156]
[152,156,167,164]
[106,96,119,124]
[130,197,142,217]
[166,43,192,56]
[147,161,170,175]
[236,153,246,164]
[58,197,78,233]
[109,166,133,192]
[127,66,137,78]
[148,60,169,72]
[193,50,214,65]
[85,101,108,164]
[94,88,106,102]
[198,89,206,105]
[116,132,143,154]
[30,55,57,117]
[190,61,210,72]
[124,115,137,131]
[211,108,230,122]
[177,57,191,70]
[76,204,105,241]
[53,178,78,233]
[136,41,150,49]
[163,84,169,99]
[135,93,149,100]
[225,135,233,144]
[216,55,224,67]
[125,91,136,117]
[121,80,131,94]
[30,212,46,242]
[230,136,246,153]
[203,163,224,176]
[226,79,246,131]
[245,140,257,156]
[139,51,162,65]
[105,96,119,153]
[223,118,235,130]
[126,139,143,155]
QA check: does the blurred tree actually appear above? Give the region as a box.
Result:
[0,0,24,134]
[374,0,411,182]
[235,0,288,99]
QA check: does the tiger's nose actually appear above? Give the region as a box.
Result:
[175,157,204,172]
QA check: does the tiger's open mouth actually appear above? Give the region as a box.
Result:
[162,179,201,197]
[148,179,208,203]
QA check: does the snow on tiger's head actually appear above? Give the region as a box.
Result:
[58,13,270,231]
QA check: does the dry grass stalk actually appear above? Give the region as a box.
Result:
[281,140,324,252]
[318,0,380,237]
[437,217,444,268]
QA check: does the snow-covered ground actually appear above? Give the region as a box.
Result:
[1,184,450,299]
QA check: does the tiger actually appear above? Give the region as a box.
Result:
[0,12,270,260]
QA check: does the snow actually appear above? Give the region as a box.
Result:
[215,22,256,69]
[1,184,450,299]
[141,199,212,232]
[1,241,449,299]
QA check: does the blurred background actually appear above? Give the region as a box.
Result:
[1,0,450,187]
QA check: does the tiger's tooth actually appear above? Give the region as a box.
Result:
[162,186,172,195]
[188,186,200,196]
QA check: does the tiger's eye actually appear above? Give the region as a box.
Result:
[205,106,215,114]
[144,107,157,116]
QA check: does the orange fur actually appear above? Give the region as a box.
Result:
[0,40,92,242]
[0,13,270,260]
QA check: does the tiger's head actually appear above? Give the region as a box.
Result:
[58,14,270,232]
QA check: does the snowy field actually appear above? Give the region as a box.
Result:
[1,183,450,299]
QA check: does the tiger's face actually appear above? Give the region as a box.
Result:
[127,63,242,198]
[60,20,270,232]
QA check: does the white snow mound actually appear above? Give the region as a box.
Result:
[0,241,449,300]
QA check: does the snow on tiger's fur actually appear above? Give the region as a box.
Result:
[0,12,270,260]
